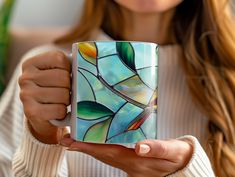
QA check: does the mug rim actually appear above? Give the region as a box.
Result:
[74,40,158,46]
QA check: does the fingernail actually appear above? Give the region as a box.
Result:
[138,144,151,155]
[60,138,73,147]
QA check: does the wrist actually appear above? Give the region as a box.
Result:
[178,139,194,170]
[28,120,62,144]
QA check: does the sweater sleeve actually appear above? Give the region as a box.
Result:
[10,45,71,177]
[12,119,68,177]
[167,135,215,177]
[0,44,69,177]
[0,61,23,177]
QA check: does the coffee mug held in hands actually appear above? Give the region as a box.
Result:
[51,41,158,144]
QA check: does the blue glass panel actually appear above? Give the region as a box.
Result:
[96,42,117,58]
[98,55,135,86]
[77,53,97,75]
[76,116,111,141]
[107,103,143,139]
[79,69,126,112]
[131,43,158,70]
[77,71,95,102]
[140,112,157,139]
[107,129,145,144]
[114,75,154,105]
[137,67,158,90]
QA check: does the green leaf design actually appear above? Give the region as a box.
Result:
[84,118,112,143]
[116,42,136,71]
[77,42,97,65]
[77,101,114,120]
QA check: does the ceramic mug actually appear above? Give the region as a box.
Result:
[51,41,158,144]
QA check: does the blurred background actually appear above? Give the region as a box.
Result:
[0,0,85,94]
[0,0,235,96]
[11,0,83,27]
[10,0,235,27]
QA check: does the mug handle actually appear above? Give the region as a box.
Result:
[50,113,71,127]
[49,53,73,127]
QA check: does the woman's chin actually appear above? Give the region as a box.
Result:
[115,0,183,14]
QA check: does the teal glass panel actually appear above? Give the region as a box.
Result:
[137,67,158,90]
[131,43,158,70]
[79,68,126,112]
[140,112,157,139]
[77,71,95,102]
[76,116,111,141]
[114,75,154,105]
[96,41,117,58]
[107,129,145,144]
[98,55,135,86]
[107,103,143,139]
[77,53,97,75]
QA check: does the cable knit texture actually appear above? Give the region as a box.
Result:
[0,30,215,177]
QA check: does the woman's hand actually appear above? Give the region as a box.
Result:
[60,136,193,177]
[19,51,71,144]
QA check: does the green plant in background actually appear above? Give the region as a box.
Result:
[0,0,15,96]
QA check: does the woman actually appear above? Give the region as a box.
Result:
[2,0,234,176]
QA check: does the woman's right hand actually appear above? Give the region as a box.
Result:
[18,51,71,144]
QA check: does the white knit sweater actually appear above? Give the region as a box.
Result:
[0,31,215,177]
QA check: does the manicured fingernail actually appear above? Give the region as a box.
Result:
[138,144,150,155]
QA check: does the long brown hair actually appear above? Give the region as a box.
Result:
[55,0,235,176]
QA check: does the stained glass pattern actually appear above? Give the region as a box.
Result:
[76,41,158,144]
[98,55,135,86]
[114,75,154,105]
[78,42,97,65]
[96,42,117,58]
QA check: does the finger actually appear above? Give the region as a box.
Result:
[20,81,70,105]
[33,87,70,105]
[22,51,71,72]
[33,69,71,89]
[63,134,71,138]
[67,142,178,175]
[60,134,75,147]
[135,139,192,161]
[23,99,67,121]
[67,142,139,169]
[68,141,128,157]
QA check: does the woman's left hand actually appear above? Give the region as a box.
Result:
[60,135,193,177]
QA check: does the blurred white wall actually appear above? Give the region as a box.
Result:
[11,0,84,27]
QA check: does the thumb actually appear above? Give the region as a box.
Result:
[135,139,192,161]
